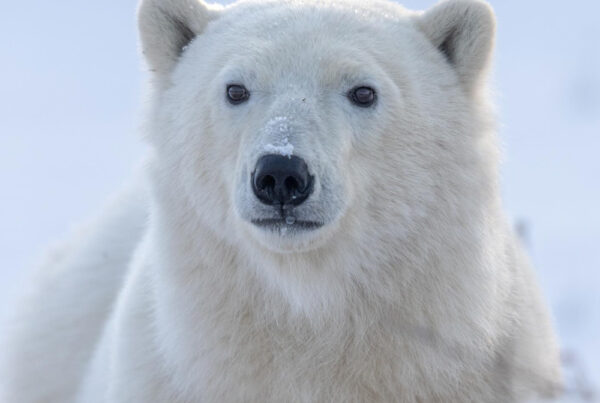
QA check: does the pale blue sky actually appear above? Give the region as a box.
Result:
[1,0,599,392]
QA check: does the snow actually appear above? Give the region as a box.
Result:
[264,138,294,157]
[0,0,598,398]
[264,116,294,157]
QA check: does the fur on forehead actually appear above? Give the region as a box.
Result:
[219,0,414,20]
[198,0,415,50]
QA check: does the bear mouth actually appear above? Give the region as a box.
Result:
[251,218,324,232]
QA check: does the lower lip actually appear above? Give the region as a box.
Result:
[251,219,323,231]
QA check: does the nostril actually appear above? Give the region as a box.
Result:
[284,176,300,193]
[259,175,275,191]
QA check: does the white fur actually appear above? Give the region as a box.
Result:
[1,0,562,401]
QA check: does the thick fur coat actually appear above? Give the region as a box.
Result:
[1,0,562,401]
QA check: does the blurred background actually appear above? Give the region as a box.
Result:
[1,0,598,400]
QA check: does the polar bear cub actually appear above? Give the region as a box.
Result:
[1,0,562,402]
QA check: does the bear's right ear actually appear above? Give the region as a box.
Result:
[417,0,496,92]
[138,0,218,75]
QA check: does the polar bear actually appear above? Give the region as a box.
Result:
[1,0,562,402]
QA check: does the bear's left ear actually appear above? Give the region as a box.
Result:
[417,0,496,92]
[138,0,219,75]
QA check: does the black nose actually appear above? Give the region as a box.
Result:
[252,154,313,206]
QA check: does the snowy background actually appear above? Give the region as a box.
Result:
[1,0,598,400]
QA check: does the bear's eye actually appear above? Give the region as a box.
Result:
[349,86,376,108]
[227,84,250,105]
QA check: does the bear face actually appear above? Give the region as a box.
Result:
[141,0,497,265]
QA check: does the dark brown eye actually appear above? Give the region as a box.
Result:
[227,84,250,104]
[349,86,376,107]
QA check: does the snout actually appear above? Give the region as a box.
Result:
[252,154,314,206]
